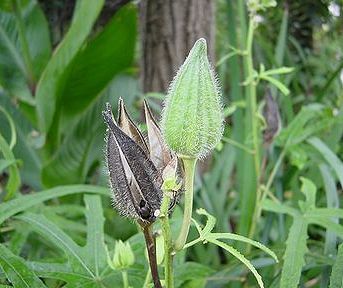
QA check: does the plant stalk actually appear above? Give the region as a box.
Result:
[122,270,129,288]
[174,157,197,251]
[160,192,174,288]
[142,225,162,288]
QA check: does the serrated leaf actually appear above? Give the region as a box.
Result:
[306,217,343,238]
[0,184,108,224]
[209,233,278,263]
[329,243,343,288]
[0,244,47,288]
[280,216,308,288]
[210,239,265,288]
[36,0,104,133]
[261,199,300,217]
[260,75,290,95]
[306,208,343,219]
[299,177,316,212]
[263,66,294,76]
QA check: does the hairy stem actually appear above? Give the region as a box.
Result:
[174,157,197,251]
[142,225,162,288]
[160,193,174,288]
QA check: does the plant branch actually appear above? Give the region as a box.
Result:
[142,225,162,288]
[160,192,174,288]
[174,157,197,251]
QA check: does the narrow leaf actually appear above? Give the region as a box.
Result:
[0,133,20,200]
[0,184,108,224]
[210,233,278,262]
[0,243,47,288]
[36,0,105,133]
[84,195,107,277]
[16,213,95,278]
[329,244,343,288]
[280,216,308,288]
[260,75,290,95]
[307,137,343,188]
[210,238,264,288]
[261,199,300,217]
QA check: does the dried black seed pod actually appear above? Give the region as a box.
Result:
[103,100,182,224]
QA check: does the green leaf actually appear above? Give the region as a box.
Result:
[60,4,137,117]
[261,199,300,217]
[209,233,278,263]
[0,0,51,104]
[27,262,95,283]
[175,262,214,288]
[0,93,41,188]
[16,212,96,278]
[307,137,343,189]
[263,66,294,76]
[210,238,265,288]
[299,177,316,212]
[259,75,290,95]
[329,243,343,288]
[306,217,343,238]
[280,216,308,288]
[0,133,20,200]
[276,104,332,147]
[35,0,104,133]
[84,195,107,277]
[0,184,108,224]
[306,208,343,219]
[0,243,47,288]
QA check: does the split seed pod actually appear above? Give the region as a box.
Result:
[103,99,181,225]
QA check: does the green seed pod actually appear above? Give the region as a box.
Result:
[161,38,224,159]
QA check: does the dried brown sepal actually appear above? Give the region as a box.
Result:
[118,98,149,155]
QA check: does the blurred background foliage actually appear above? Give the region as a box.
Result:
[0,0,342,287]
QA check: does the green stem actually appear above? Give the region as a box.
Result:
[249,149,285,239]
[122,270,129,288]
[246,17,260,183]
[160,193,174,288]
[174,157,197,251]
[143,269,151,288]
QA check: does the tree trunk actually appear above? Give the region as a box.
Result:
[139,0,215,93]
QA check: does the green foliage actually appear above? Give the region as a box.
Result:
[0,0,342,287]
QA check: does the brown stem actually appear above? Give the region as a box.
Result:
[142,225,162,288]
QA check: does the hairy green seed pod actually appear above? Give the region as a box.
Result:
[161,38,224,158]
